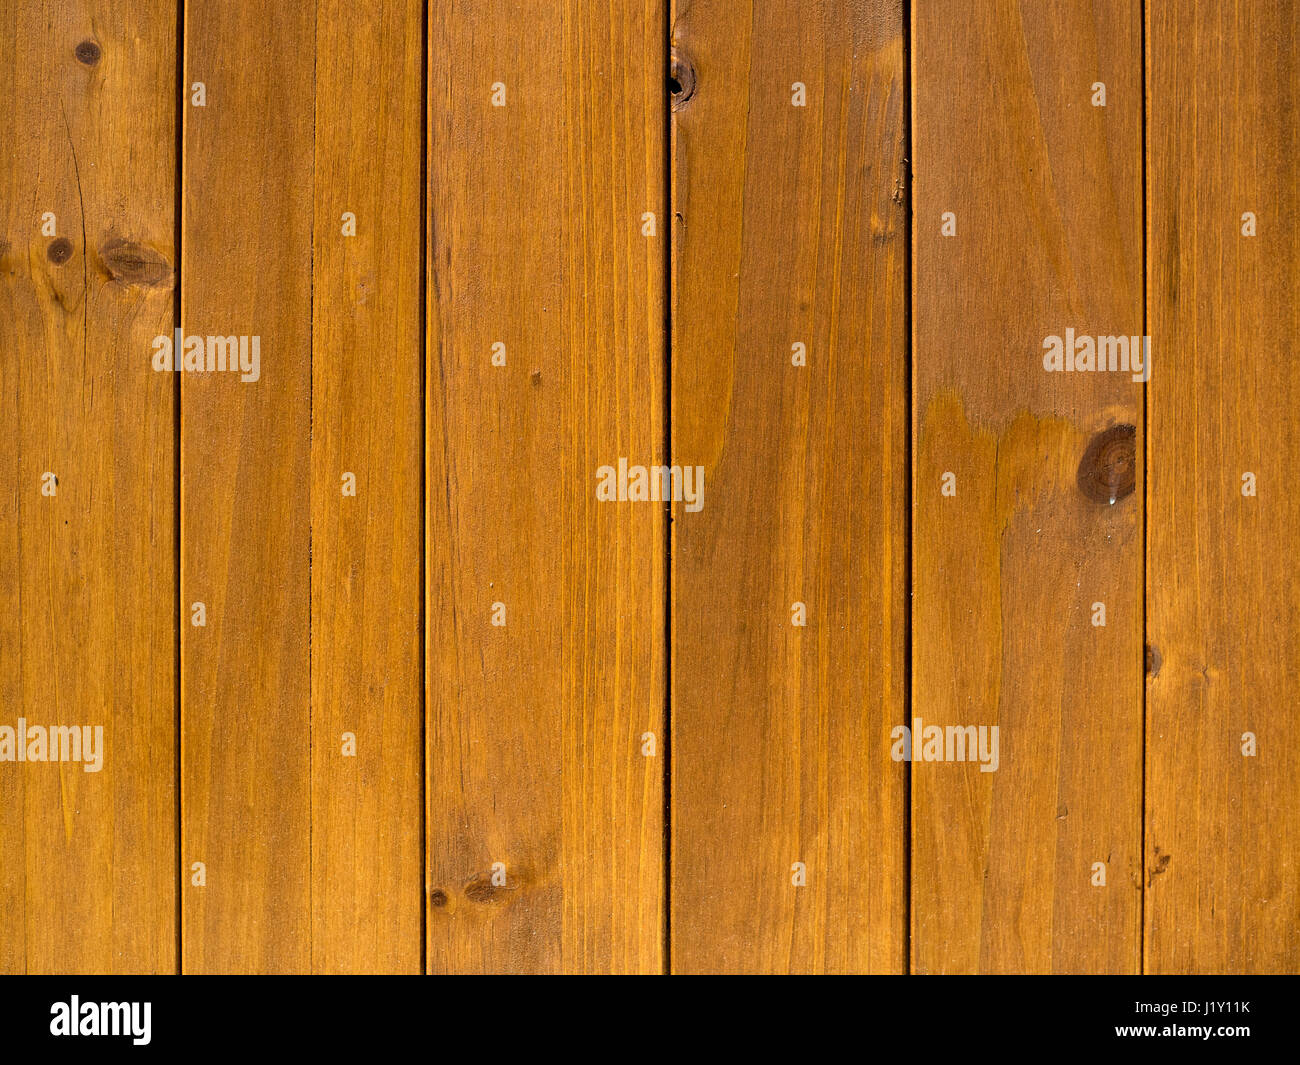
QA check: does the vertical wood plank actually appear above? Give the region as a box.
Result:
[181,2,314,973]
[911,0,1143,972]
[1145,0,1300,974]
[0,0,177,974]
[309,0,424,974]
[669,0,907,973]
[426,0,666,973]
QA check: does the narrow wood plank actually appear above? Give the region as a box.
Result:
[181,3,314,973]
[911,0,1143,972]
[309,0,424,974]
[426,0,666,973]
[0,0,177,974]
[670,1,907,974]
[1145,0,1300,974]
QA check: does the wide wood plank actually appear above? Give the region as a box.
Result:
[0,0,177,974]
[426,0,666,973]
[911,0,1144,973]
[180,2,314,973]
[1145,0,1300,973]
[670,0,907,974]
[309,0,424,975]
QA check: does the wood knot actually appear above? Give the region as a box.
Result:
[669,48,696,110]
[74,40,102,65]
[47,238,73,265]
[429,889,449,908]
[99,238,172,287]
[1148,846,1171,884]
[1144,644,1162,678]
[1077,424,1136,505]
[463,873,503,904]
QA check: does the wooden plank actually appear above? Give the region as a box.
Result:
[1145,0,1300,974]
[911,0,1143,972]
[426,0,666,973]
[180,3,314,973]
[669,1,907,974]
[0,0,177,974]
[309,0,424,974]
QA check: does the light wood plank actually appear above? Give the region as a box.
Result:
[670,0,908,974]
[1145,0,1300,974]
[911,0,1143,973]
[0,0,177,974]
[426,0,666,974]
[309,0,425,975]
[181,2,314,973]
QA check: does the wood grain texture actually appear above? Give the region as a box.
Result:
[309,0,424,975]
[0,0,177,974]
[4,0,1299,978]
[1145,0,1300,974]
[425,0,666,973]
[670,0,907,974]
[911,0,1144,973]
[180,2,314,973]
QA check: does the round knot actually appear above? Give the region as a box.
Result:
[1077,424,1137,505]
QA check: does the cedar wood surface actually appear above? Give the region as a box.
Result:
[0,0,1294,974]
